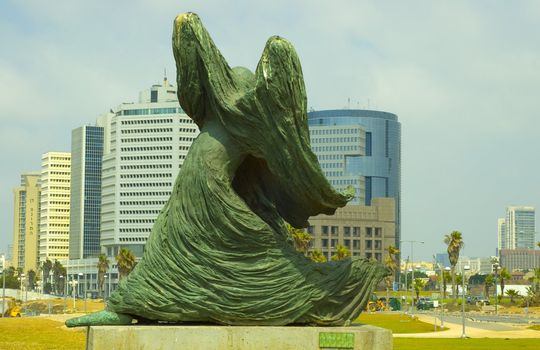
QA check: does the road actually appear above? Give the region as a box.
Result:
[419,310,540,325]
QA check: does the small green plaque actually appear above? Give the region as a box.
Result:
[319,332,355,349]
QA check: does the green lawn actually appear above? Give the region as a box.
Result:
[0,317,86,350]
[394,338,539,350]
[355,312,446,333]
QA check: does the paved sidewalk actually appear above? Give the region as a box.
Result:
[394,314,540,338]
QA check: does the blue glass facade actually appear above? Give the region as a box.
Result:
[70,126,104,259]
[307,109,401,248]
[82,127,104,257]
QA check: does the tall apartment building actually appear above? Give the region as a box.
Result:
[307,109,401,251]
[497,218,506,254]
[12,173,41,272]
[498,206,536,251]
[308,198,395,262]
[39,152,71,262]
[100,78,199,258]
[69,124,104,259]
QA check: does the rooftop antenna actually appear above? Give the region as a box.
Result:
[163,68,168,86]
[347,97,351,109]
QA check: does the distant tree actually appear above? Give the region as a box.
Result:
[468,273,486,285]
[444,231,464,303]
[331,244,351,261]
[499,268,511,298]
[52,260,66,295]
[455,273,463,287]
[41,259,53,291]
[309,250,327,263]
[97,254,110,297]
[413,278,427,301]
[116,248,137,280]
[529,268,540,293]
[506,289,520,303]
[27,269,36,290]
[384,246,400,289]
[286,224,312,256]
[484,274,494,298]
[3,267,20,289]
[400,271,429,286]
[442,270,452,299]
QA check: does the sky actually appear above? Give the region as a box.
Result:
[1,0,539,262]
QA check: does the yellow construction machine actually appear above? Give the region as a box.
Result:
[2,297,22,317]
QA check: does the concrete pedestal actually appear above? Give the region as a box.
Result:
[86,324,392,350]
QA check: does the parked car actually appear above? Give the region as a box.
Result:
[467,296,490,305]
[416,297,434,310]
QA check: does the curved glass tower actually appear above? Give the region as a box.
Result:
[307,109,401,248]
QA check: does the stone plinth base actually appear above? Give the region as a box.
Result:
[87,324,392,350]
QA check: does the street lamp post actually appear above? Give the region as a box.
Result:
[432,256,445,329]
[78,272,86,314]
[1,266,5,318]
[19,273,25,302]
[71,278,77,312]
[493,263,499,315]
[407,268,412,313]
[108,271,112,299]
[444,266,451,325]
[104,275,109,300]
[401,240,424,315]
[59,275,66,313]
[461,265,471,338]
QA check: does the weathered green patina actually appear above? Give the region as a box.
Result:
[66,12,389,328]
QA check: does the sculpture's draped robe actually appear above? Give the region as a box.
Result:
[107,13,389,326]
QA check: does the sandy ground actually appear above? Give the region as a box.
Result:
[394,314,540,339]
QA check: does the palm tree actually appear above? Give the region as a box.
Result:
[27,269,36,290]
[310,250,327,263]
[287,224,312,256]
[413,278,426,301]
[384,246,400,290]
[530,268,540,293]
[484,274,494,298]
[97,254,110,297]
[506,289,520,303]
[116,248,137,280]
[52,260,66,295]
[41,259,53,293]
[331,245,351,261]
[443,231,464,302]
[499,267,511,298]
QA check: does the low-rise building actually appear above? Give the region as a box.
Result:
[500,249,540,271]
[307,197,395,262]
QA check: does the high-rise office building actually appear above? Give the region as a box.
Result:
[100,78,199,258]
[498,206,535,251]
[307,109,401,251]
[69,125,104,259]
[12,173,41,272]
[39,152,71,262]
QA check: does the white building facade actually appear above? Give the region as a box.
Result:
[100,78,199,258]
[39,152,71,263]
[499,206,536,251]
